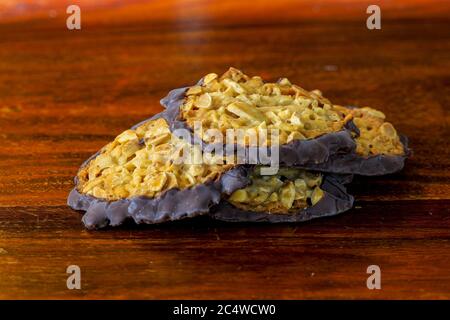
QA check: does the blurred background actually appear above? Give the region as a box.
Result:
[0,0,450,300]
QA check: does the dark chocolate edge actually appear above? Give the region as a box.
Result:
[292,134,410,176]
[210,173,354,223]
[67,114,251,229]
[160,84,410,176]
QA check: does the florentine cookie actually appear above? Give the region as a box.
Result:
[68,117,353,229]
[160,68,410,175]
[211,167,354,223]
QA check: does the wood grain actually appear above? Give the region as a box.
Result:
[0,0,449,299]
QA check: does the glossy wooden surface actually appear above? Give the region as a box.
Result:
[0,0,449,299]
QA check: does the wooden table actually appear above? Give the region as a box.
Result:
[0,0,449,299]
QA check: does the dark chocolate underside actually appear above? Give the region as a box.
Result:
[160,86,410,176]
[68,165,250,229]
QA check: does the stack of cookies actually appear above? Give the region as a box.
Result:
[68,68,410,229]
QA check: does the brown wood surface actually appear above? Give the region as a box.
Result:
[0,0,449,299]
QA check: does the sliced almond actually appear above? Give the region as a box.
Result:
[196,93,212,108]
[222,78,246,94]
[226,101,265,122]
[116,130,138,143]
[203,73,218,85]
[361,107,386,119]
[229,189,248,203]
[311,187,324,205]
[379,122,397,138]
[146,172,167,192]
[186,85,202,95]
[280,181,296,209]
[146,132,171,146]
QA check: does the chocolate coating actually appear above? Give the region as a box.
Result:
[210,174,354,223]
[68,166,250,229]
